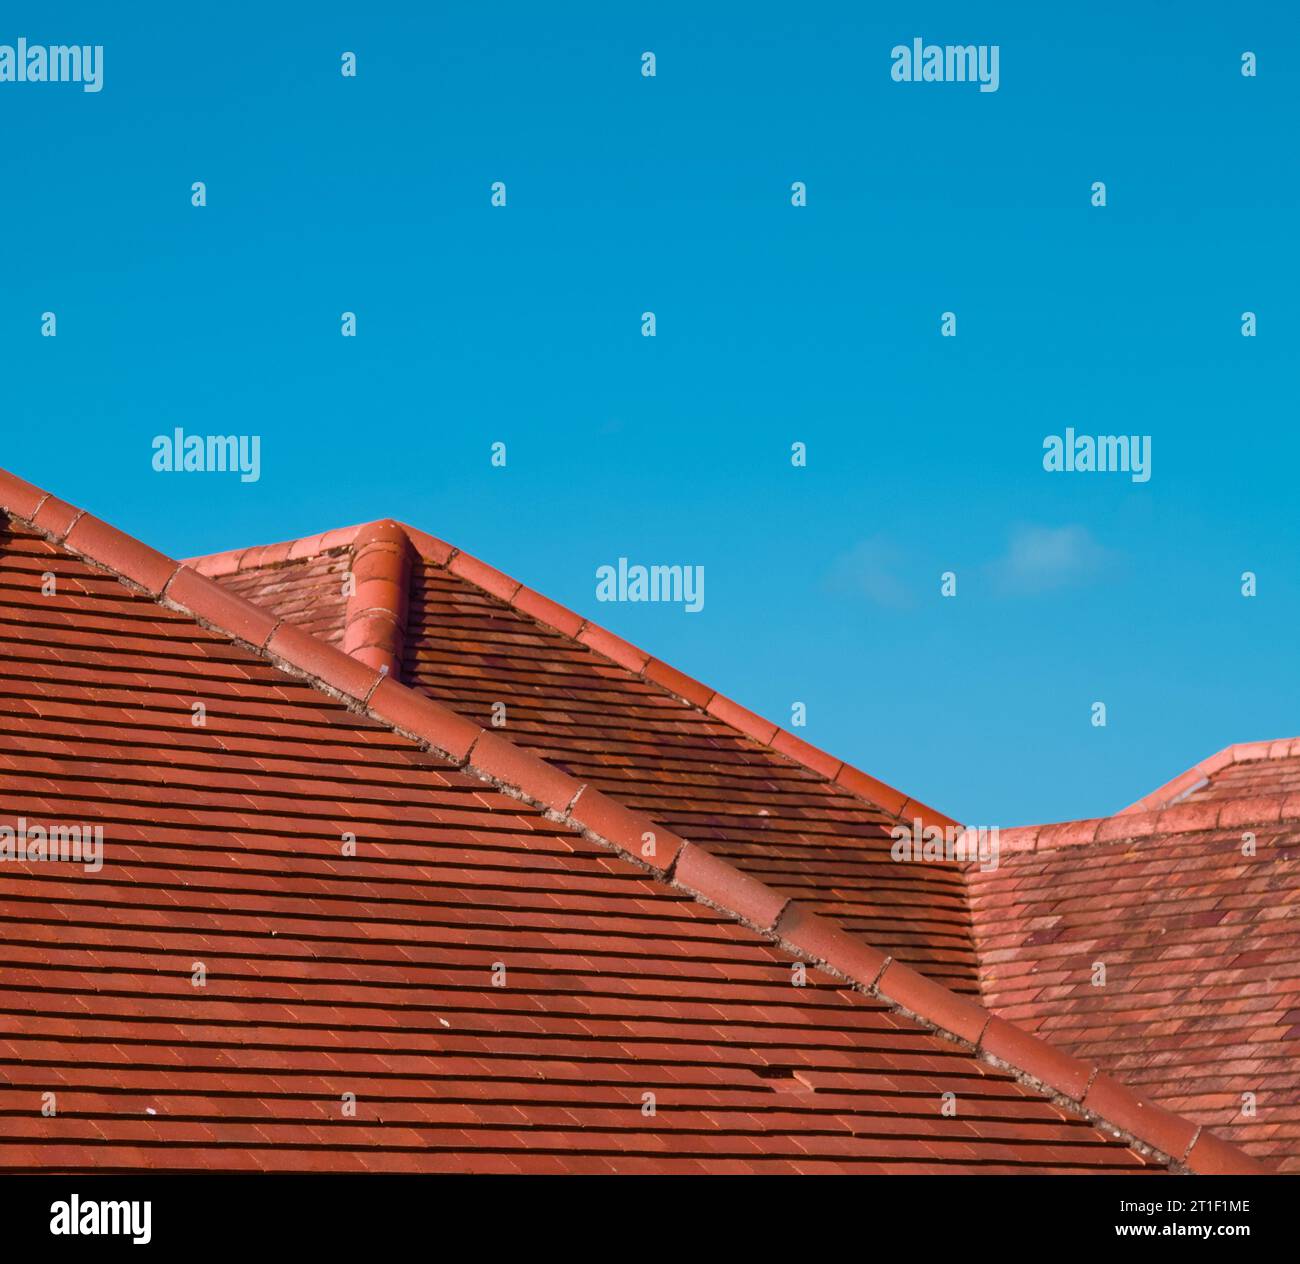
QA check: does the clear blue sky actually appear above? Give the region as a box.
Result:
[4,2,1296,826]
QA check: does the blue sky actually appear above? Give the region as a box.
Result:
[3,2,1296,826]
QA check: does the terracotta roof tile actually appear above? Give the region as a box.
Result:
[0,475,1249,1173]
[968,806,1300,1171]
[178,513,1291,1176]
[191,529,978,994]
[1122,739,1300,814]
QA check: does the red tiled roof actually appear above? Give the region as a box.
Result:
[1121,739,1300,814]
[0,467,1261,1174]
[967,793,1300,1172]
[190,524,981,995]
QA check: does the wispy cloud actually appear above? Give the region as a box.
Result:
[826,536,914,609]
[989,524,1110,594]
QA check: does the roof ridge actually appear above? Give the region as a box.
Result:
[1120,738,1300,815]
[3,470,1266,1174]
[975,789,1300,858]
[341,520,412,682]
[186,520,963,839]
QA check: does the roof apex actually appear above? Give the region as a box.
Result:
[186,518,962,837]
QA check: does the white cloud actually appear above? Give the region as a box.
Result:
[826,536,914,609]
[990,524,1110,594]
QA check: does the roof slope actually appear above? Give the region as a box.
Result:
[967,791,1300,1172]
[0,468,1262,1174]
[1121,739,1300,814]
[191,524,981,995]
